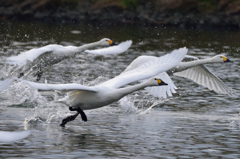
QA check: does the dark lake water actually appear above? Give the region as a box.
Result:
[0,21,240,158]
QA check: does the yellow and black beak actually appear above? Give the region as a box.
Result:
[222,56,233,63]
[107,40,118,46]
[155,79,168,86]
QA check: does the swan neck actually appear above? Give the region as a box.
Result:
[116,82,148,99]
[171,58,213,73]
[76,41,100,52]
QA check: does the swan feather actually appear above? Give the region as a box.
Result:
[84,40,132,55]
[174,65,235,95]
[20,47,188,99]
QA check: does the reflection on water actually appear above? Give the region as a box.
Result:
[0,20,240,158]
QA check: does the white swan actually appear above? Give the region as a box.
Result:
[19,47,188,126]
[124,54,234,96]
[0,130,31,142]
[4,38,132,81]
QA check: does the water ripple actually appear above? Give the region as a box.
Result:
[0,21,240,158]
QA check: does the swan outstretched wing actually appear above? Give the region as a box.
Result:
[123,55,157,72]
[84,40,132,55]
[6,44,65,68]
[21,80,98,92]
[174,65,235,96]
[100,47,188,89]
[0,130,31,142]
[124,55,198,73]
[122,56,178,98]
[182,55,199,61]
[6,40,132,67]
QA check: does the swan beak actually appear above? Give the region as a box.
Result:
[225,58,233,63]
[156,79,168,86]
[107,40,118,46]
[222,57,233,63]
[110,42,118,46]
[160,81,168,86]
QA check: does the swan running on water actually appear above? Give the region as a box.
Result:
[3,38,132,81]
[19,47,188,126]
[124,54,234,96]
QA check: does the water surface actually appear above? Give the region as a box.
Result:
[0,21,240,158]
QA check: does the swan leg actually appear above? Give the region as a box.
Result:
[60,107,87,126]
[18,73,24,78]
[69,107,87,122]
[60,112,80,127]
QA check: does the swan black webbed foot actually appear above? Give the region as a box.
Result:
[60,107,87,127]
[18,73,24,78]
[60,112,80,127]
[69,107,87,122]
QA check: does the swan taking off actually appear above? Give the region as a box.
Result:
[4,38,132,81]
[124,54,234,96]
[20,47,188,126]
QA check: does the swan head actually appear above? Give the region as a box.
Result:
[146,78,168,86]
[99,38,118,46]
[212,55,233,63]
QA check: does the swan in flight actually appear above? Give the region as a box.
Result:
[124,54,234,96]
[0,130,31,142]
[3,38,132,81]
[19,47,188,126]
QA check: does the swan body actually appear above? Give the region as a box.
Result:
[125,54,234,96]
[59,78,168,110]
[4,38,132,80]
[20,47,188,125]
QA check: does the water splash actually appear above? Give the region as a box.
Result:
[24,102,69,125]
[23,77,108,124]
[0,80,69,124]
[119,96,140,114]
[0,81,46,106]
[0,76,112,125]
[118,93,166,115]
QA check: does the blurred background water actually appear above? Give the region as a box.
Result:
[0,20,240,158]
